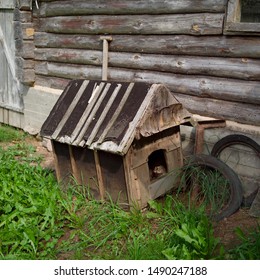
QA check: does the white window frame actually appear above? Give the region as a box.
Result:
[224,0,260,34]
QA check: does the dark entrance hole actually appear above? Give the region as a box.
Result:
[148,149,168,180]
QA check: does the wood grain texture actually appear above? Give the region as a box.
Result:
[35,62,260,105]
[35,48,260,80]
[34,33,260,58]
[40,0,227,16]
[39,14,224,35]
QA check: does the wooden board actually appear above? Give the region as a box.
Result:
[52,141,73,188]
[98,151,129,205]
[40,0,226,16]
[39,14,224,35]
[34,33,260,58]
[35,48,260,81]
[35,62,260,105]
[175,94,260,126]
[126,127,183,208]
[69,146,100,199]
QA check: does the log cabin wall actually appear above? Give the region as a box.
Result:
[20,0,260,126]
[14,0,35,86]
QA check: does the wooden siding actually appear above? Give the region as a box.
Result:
[14,2,35,86]
[39,0,227,16]
[0,5,22,111]
[22,0,260,125]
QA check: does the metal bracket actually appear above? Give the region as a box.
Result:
[194,120,226,154]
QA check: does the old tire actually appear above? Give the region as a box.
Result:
[184,154,243,221]
[211,134,260,158]
[211,134,260,207]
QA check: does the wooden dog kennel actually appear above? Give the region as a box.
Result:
[41,79,190,208]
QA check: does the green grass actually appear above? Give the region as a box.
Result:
[0,140,219,259]
[0,124,26,143]
[55,191,219,260]
[0,125,259,260]
[0,144,64,259]
[177,164,231,218]
[227,226,260,260]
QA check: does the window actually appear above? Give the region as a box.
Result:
[225,0,260,33]
[241,0,260,22]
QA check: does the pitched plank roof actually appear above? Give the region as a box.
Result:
[41,79,189,155]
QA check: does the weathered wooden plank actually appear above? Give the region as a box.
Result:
[15,40,34,59]
[16,57,34,69]
[14,9,32,23]
[39,0,227,16]
[34,33,260,58]
[39,14,224,35]
[174,94,260,126]
[225,22,260,34]
[18,69,35,86]
[35,75,70,89]
[35,62,100,79]
[35,62,260,105]
[0,0,15,9]
[93,151,105,200]
[17,0,32,11]
[35,48,102,65]
[16,57,35,85]
[35,48,260,81]
[14,22,34,40]
[33,33,103,49]
[52,142,75,188]
[0,10,23,111]
[35,73,259,125]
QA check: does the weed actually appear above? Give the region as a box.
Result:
[177,165,231,218]
[147,196,219,260]
[0,125,258,260]
[226,226,260,259]
[0,139,219,260]
[0,124,26,143]
[0,144,64,259]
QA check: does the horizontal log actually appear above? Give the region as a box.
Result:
[35,48,103,65]
[35,62,260,104]
[16,57,34,69]
[15,40,34,59]
[14,22,34,40]
[39,0,227,16]
[34,74,259,126]
[35,62,102,80]
[39,14,224,35]
[34,33,260,58]
[17,68,35,86]
[35,75,71,89]
[35,48,260,81]
[14,9,32,23]
[17,0,31,11]
[174,94,260,126]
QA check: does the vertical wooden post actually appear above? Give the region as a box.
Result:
[69,145,82,185]
[51,141,62,182]
[100,35,112,81]
[94,150,106,200]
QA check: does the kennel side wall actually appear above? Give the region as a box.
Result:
[124,126,183,208]
[52,140,129,204]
